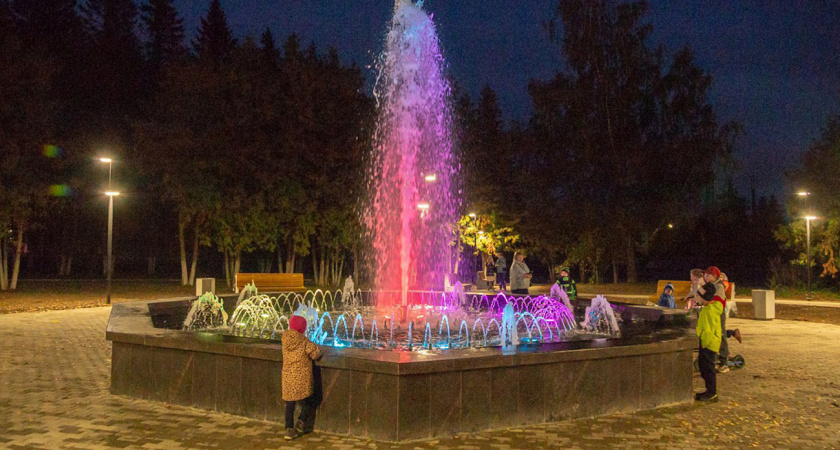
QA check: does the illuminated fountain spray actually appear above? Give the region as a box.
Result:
[365,0,458,314]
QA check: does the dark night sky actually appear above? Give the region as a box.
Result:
[174,0,840,202]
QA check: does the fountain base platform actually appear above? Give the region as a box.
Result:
[107,297,695,442]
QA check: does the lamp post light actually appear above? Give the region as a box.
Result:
[804,215,817,301]
[100,158,113,187]
[468,213,478,284]
[797,190,815,300]
[100,157,116,305]
[104,191,120,304]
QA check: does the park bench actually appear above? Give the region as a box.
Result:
[651,279,735,308]
[234,273,306,293]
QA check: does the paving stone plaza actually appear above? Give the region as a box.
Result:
[1,306,839,449]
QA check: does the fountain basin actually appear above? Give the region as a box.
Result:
[107,297,695,442]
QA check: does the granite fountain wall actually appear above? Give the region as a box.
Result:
[107,298,695,442]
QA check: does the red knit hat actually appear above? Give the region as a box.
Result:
[704,266,721,278]
[289,315,307,334]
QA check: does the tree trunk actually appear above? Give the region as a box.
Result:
[224,251,231,288]
[352,245,359,285]
[612,259,619,284]
[188,227,199,285]
[285,243,295,273]
[277,245,284,273]
[234,253,241,279]
[178,219,189,285]
[0,237,8,290]
[10,225,24,290]
[626,237,638,283]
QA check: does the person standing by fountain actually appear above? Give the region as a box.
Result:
[556,266,578,301]
[494,252,508,292]
[282,315,323,440]
[510,251,532,295]
[695,267,725,402]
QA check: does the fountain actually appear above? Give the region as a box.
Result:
[365,0,458,313]
[106,0,696,441]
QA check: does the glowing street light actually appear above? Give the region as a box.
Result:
[424,173,437,183]
[105,191,120,197]
[797,191,809,196]
[417,202,430,210]
[468,212,477,219]
[667,223,674,229]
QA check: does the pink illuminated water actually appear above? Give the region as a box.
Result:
[365,0,459,308]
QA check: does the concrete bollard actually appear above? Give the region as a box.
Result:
[195,278,216,296]
[752,289,775,320]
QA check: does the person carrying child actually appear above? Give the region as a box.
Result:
[694,266,726,402]
[282,315,323,440]
[683,269,704,310]
[658,282,676,308]
[556,266,577,301]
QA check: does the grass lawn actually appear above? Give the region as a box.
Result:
[0,279,198,314]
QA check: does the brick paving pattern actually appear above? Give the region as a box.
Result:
[1,307,839,449]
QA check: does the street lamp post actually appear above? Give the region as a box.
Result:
[468,213,478,284]
[100,157,116,304]
[798,190,816,301]
[805,215,817,301]
[105,191,119,304]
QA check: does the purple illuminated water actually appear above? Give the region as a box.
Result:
[365,0,459,309]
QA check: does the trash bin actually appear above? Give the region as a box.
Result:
[752,289,775,320]
[195,278,216,296]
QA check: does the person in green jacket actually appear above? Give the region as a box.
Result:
[555,266,577,301]
[695,266,726,402]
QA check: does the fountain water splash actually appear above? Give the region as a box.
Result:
[581,295,621,336]
[500,302,519,349]
[199,288,593,349]
[183,292,228,330]
[365,0,458,308]
[550,283,574,311]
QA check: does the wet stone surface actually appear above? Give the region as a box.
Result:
[1,307,839,449]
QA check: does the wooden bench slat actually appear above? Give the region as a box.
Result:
[235,273,306,293]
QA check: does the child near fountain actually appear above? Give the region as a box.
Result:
[694,266,726,402]
[556,267,577,301]
[658,282,676,308]
[282,315,322,440]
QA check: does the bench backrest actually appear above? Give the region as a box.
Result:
[235,273,305,293]
[655,280,694,302]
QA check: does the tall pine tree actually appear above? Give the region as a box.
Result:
[80,0,144,128]
[260,27,279,68]
[140,0,185,67]
[193,0,236,67]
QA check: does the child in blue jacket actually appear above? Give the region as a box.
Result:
[658,282,676,308]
